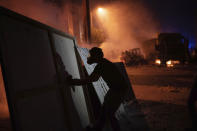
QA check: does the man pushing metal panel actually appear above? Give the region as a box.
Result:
[69,47,129,131]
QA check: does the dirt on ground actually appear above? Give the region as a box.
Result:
[126,64,197,131]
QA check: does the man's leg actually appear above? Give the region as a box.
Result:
[105,89,125,131]
[108,113,121,131]
[91,89,125,131]
[92,104,107,130]
[95,102,121,131]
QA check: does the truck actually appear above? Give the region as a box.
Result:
[155,33,190,65]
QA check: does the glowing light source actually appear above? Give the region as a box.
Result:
[166,60,172,65]
[97,7,107,16]
[155,59,161,65]
[98,8,104,13]
[166,60,180,67]
[166,60,173,67]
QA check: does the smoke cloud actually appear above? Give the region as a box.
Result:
[0,0,86,43]
[94,1,160,61]
[0,0,161,61]
[0,0,67,31]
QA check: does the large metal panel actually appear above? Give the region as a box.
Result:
[0,14,69,131]
[77,48,108,104]
[114,62,136,101]
[52,34,90,128]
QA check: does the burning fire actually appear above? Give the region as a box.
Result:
[166,60,180,67]
[166,60,173,67]
[155,59,161,65]
[155,59,180,67]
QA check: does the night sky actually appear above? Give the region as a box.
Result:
[141,0,196,48]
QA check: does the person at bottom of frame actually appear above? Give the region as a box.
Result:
[69,47,128,131]
[187,74,197,130]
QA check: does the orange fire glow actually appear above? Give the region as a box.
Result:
[155,59,161,65]
[95,2,160,62]
[0,0,82,37]
[166,60,180,67]
[98,8,104,13]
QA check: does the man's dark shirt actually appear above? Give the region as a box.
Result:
[92,58,127,90]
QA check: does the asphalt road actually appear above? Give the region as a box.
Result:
[126,65,197,131]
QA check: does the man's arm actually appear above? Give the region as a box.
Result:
[70,72,100,86]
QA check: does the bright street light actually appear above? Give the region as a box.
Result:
[98,8,104,13]
[97,7,107,16]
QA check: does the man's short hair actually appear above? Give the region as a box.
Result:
[89,47,104,58]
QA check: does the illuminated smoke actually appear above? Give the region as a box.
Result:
[0,0,161,61]
[0,0,86,44]
[0,0,67,31]
[94,1,160,62]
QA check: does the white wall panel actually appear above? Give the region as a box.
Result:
[52,34,90,127]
